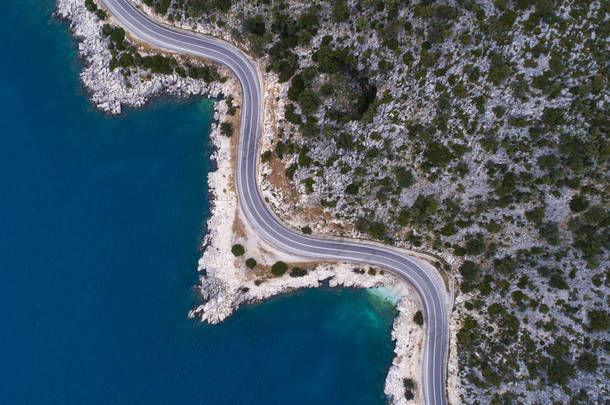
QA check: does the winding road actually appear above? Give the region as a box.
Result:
[100,1,450,403]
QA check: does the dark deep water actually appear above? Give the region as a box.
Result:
[0,1,397,403]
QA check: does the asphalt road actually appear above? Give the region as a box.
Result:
[100,1,450,403]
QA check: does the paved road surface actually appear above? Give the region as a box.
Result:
[100,1,450,403]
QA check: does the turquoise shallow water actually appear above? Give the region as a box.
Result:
[0,1,396,403]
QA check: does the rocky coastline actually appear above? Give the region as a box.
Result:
[56,0,436,403]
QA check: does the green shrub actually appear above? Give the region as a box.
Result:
[569,195,589,212]
[331,0,349,22]
[588,309,608,331]
[175,66,187,78]
[538,221,560,245]
[141,54,176,74]
[488,52,510,85]
[85,0,97,12]
[109,57,119,71]
[413,310,424,326]
[546,358,572,385]
[403,378,415,400]
[321,82,334,96]
[394,167,415,188]
[423,142,453,167]
[101,23,113,36]
[231,244,245,257]
[301,226,312,234]
[96,9,107,20]
[285,163,297,180]
[261,150,272,163]
[576,351,598,372]
[271,261,288,276]
[220,122,233,137]
[118,53,134,68]
[298,89,321,116]
[243,15,266,36]
[345,183,359,194]
[290,267,307,277]
[459,260,479,282]
[110,27,125,44]
[245,258,257,269]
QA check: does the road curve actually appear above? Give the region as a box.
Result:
[100,1,450,403]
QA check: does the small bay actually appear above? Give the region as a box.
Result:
[0,1,396,403]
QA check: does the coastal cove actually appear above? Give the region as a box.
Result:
[0,1,398,404]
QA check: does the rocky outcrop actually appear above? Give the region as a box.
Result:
[55,0,227,114]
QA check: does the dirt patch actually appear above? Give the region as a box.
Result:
[249,260,330,281]
[266,157,298,204]
[232,212,246,238]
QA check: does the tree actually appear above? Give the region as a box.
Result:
[290,267,308,277]
[287,74,305,101]
[408,194,438,224]
[537,154,559,170]
[547,358,572,385]
[459,261,479,282]
[271,261,288,276]
[243,15,266,36]
[488,52,510,85]
[336,132,353,150]
[549,54,565,75]
[496,172,516,196]
[110,27,125,44]
[345,183,359,194]
[220,122,233,137]
[542,107,565,127]
[356,217,387,240]
[102,23,113,36]
[569,195,589,212]
[394,167,415,188]
[413,311,424,326]
[452,81,467,98]
[96,9,107,20]
[487,303,504,316]
[588,309,608,331]
[577,351,598,373]
[403,378,415,400]
[298,89,321,116]
[261,150,272,163]
[525,206,545,224]
[247,33,266,57]
[320,82,334,96]
[331,0,349,22]
[539,221,560,245]
[231,244,245,256]
[245,258,257,269]
[549,272,568,289]
[284,103,302,125]
[535,0,554,20]
[465,235,484,255]
[85,0,97,12]
[423,142,453,167]
[118,53,134,68]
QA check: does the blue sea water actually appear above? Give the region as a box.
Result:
[0,1,396,404]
